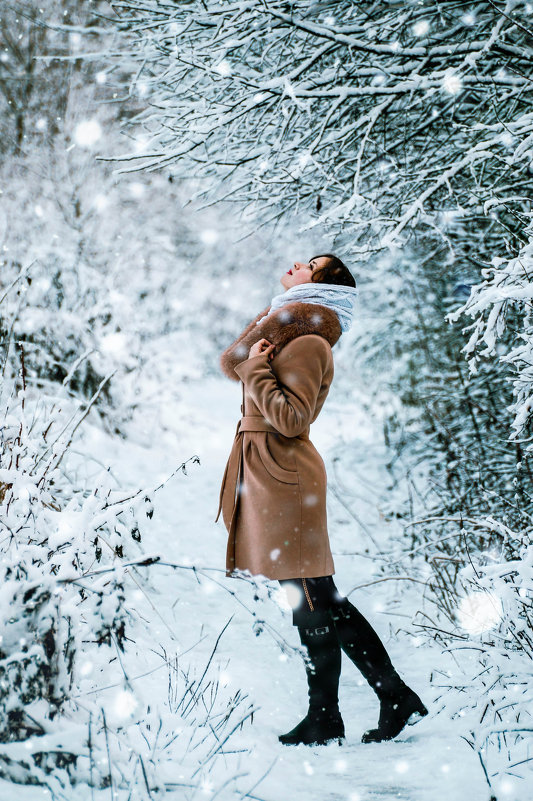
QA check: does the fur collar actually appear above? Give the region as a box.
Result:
[220,302,342,381]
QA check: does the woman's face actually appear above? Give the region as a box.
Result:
[280,256,330,290]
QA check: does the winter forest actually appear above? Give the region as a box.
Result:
[0,0,532,799]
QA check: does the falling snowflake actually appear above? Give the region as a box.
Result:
[214,60,231,76]
[129,182,145,198]
[74,119,102,148]
[283,583,304,610]
[93,193,109,212]
[133,136,151,153]
[279,309,293,322]
[100,332,128,356]
[219,671,231,687]
[500,131,513,148]
[498,779,516,796]
[461,12,476,25]
[111,690,138,719]
[200,229,219,245]
[457,591,503,635]
[69,32,82,50]
[270,548,281,561]
[412,20,429,36]
[200,776,214,794]
[441,71,462,95]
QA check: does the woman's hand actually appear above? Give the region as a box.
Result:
[249,338,276,360]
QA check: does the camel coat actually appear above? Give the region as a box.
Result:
[215,301,342,580]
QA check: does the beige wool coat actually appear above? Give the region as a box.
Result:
[215,301,342,580]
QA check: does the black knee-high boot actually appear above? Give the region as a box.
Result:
[278,619,345,746]
[329,598,428,742]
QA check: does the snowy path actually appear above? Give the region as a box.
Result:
[107,373,489,801]
[1,374,490,801]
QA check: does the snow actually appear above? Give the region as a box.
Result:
[0,367,494,800]
[3,8,532,786]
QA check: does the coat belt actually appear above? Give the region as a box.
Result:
[237,416,279,434]
[214,416,279,527]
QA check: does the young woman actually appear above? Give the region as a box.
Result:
[215,254,428,747]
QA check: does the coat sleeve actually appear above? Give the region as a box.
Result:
[233,335,332,438]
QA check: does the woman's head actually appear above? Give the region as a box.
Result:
[280,253,356,290]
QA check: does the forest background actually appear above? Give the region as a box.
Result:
[0,1,532,800]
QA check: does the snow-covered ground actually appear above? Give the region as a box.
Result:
[0,370,491,801]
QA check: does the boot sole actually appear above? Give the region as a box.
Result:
[279,735,345,747]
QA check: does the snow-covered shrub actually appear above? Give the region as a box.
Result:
[0,578,75,743]
[0,333,143,780]
[449,217,533,448]
[346,218,533,794]
[419,179,533,797]
[407,526,533,795]
[108,1,532,268]
[107,0,533,534]
[0,197,275,800]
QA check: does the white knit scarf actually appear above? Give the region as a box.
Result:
[256,282,358,333]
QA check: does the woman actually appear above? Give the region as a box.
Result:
[215,253,428,747]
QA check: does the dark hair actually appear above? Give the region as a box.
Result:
[310,253,356,288]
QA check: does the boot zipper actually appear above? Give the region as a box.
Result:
[302,577,314,611]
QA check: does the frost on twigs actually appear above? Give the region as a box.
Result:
[449,219,533,449]
[0,345,145,785]
[408,516,533,791]
[0,336,268,793]
[108,0,531,259]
